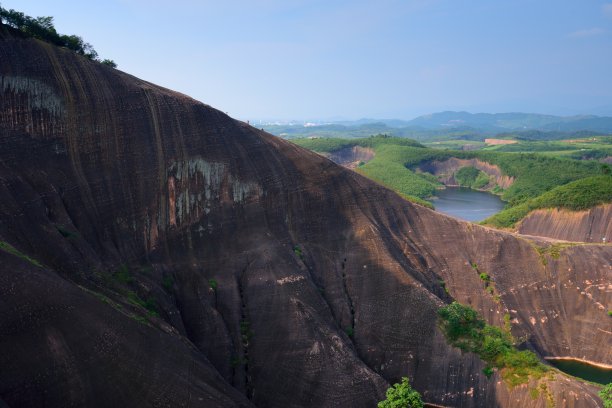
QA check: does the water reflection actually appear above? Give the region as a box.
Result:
[547,358,612,385]
[430,187,505,222]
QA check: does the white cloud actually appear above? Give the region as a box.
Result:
[603,3,612,18]
[567,28,605,38]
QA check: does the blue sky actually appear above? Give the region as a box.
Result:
[4,1,612,120]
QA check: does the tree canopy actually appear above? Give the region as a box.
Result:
[378,377,424,408]
[601,383,612,408]
[0,5,116,67]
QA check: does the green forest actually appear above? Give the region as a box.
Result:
[292,136,612,227]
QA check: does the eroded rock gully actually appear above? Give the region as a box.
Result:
[0,28,610,408]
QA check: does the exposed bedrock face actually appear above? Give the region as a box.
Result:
[0,28,609,407]
[517,204,612,243]
[418,157,515,189]
[324,145,375,168]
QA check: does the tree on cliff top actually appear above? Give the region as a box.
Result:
[378,377,424,408]
[0,5,116,67]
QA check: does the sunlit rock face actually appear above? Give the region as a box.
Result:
[0,26,609,408]
[517,204,612,243]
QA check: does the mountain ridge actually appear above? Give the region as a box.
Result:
[0,26,609,407]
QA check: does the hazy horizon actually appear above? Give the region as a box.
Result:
[4,0,612,121]
[250,110,612,124]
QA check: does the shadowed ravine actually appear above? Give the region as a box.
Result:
[0,27,610,407]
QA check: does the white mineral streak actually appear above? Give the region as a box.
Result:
[1,75,64,117]
[276,275,305,285]
[230,177,261,204]
[167,157,261,225]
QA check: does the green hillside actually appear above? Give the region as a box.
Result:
[485,176,612,228]
[292,136,612,227]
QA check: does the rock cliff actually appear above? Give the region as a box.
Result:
[0,27,609,407]
[418,157,515,190]
[518,204,612,243]
[325,145,375,168]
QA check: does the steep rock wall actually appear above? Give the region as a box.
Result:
[517,204,612,243]
[419,157,515,189]
[0,28,609,408]
[325,145,375,168]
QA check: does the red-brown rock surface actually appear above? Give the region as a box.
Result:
[1,27,609,407]
[518,204,612,243]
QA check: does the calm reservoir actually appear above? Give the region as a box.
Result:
[430,187,505,222]
[547,359,612,385]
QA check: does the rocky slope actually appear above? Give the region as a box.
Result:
[0,27,610,407]
[517,204,612,243]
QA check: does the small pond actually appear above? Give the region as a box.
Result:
[429,187,505,222]
[547,358,612,385]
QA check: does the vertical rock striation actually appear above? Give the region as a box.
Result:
[0,26,609,407]
[517,204,612,243]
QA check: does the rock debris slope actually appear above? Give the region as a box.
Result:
[0,27,609,407]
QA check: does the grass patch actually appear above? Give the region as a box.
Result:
[230,356,248,368]
[56,225,78,239]
[439,279,449,294]
[438,302,548,387]
[113,264,134,284]
[0,241,43,267]
[162,276,174,292]
[533,243,577,265]
[78,285,154,326]
[504,313,512,332]
[392,190,434,209]
[79,285,124,312]
[357,157,439,200]
[293,245,304,260]
[126,291,158,317]
[132,315,148,324]
[240,319,254,344]
[91,291,118,307]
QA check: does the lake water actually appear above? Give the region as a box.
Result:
[430,187,505,222]
[547,359,612,385]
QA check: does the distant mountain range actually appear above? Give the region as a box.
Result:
[331,111,612,133]
[256,111,612,133]
[260,111,612,140]
[402,111,612,133]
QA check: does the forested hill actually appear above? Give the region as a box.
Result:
[292,136,612,230]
